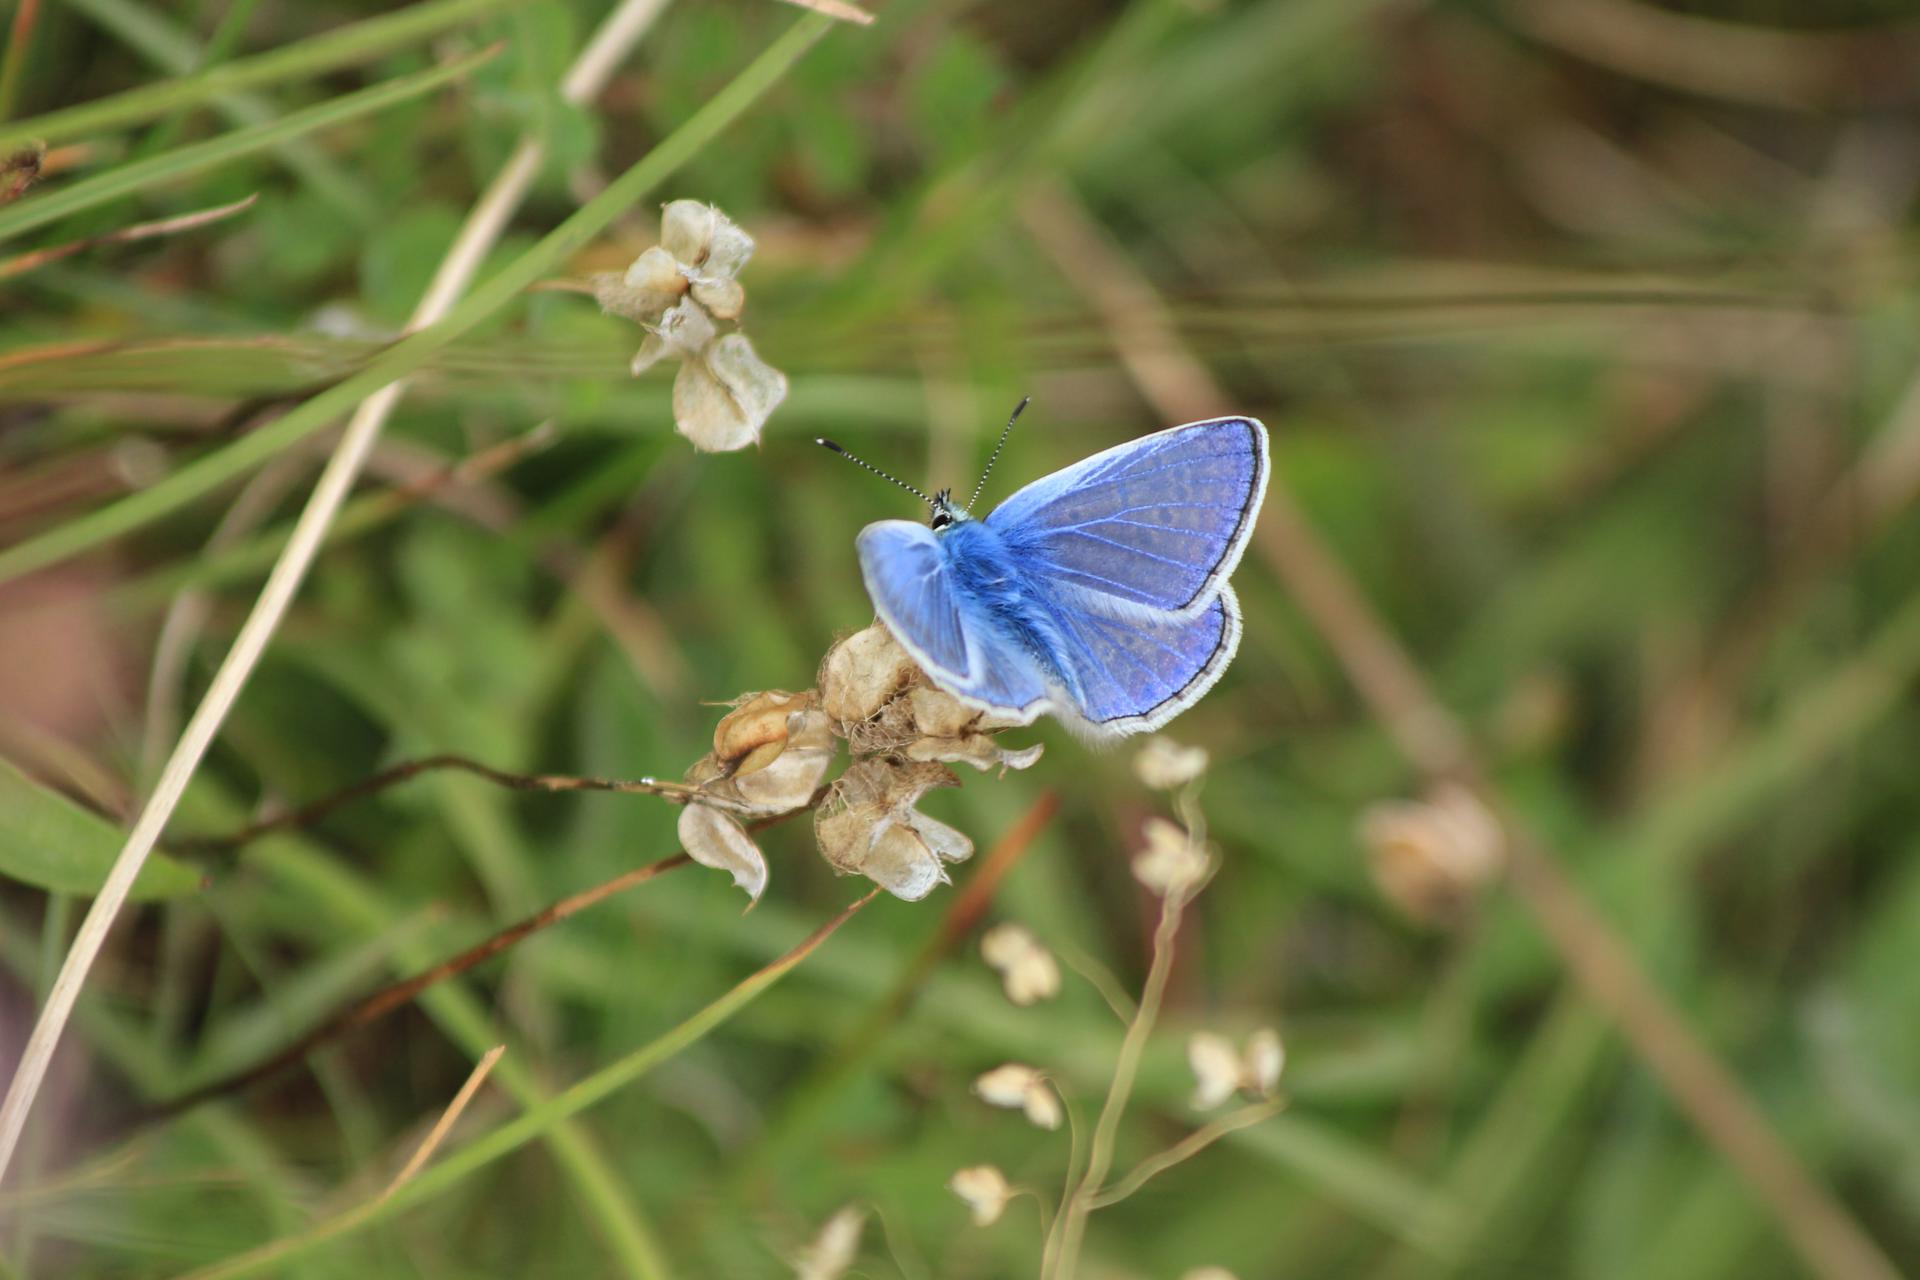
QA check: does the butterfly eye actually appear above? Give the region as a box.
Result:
[931,511,952,531]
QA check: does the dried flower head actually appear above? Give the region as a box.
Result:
[675,690,839,905]
[818,622,923,727]
[1187,1027,1284,1110]
[815,758,972,901]
[1132,816,1211,899]
[594,199,786,452]
[1134,735,1210,789]
[948,1165,1013,1226]
[790,1204,865,1280]
[1359,783,1505,925]
[980,922,1061,1006]
[972,1062,1062,1130]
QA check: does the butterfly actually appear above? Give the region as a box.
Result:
[820,402,1268,743]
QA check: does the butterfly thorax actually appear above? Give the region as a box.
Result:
[937,518,1085,704]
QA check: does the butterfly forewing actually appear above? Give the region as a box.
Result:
[984,418,1268,618]
[855,520,1050,716]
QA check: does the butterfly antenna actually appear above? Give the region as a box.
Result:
[816,438,934,506]
[968,395,1030,511]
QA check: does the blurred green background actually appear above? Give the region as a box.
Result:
[2,0,1920,1275]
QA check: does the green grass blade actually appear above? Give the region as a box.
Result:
[177,890,877,1280]
[0,12,835,588]
[0,47,497,245]
[0,0,516,152]
[0,759,202,901]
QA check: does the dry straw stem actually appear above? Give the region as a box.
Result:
[1020,178,1903,1280]
[0,192,258,280]
[0,0,736,1184]
[382,1044,506,1200]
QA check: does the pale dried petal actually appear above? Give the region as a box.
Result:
[625,244,686,294]
[792,1204,865,1280]
[1132,817,1210,898]
[691,275,745,321]
[859,819,950,901]
[972,1062,1044,1110]
[634,332,678,376]
[661,198,717,265]
[907,686,976,739]
[819,623,921,725]
[661,199,756,279]
[678,802,768,904]
[655,295,717,357]
[592,250,686,322]
[709,333,787,430]
[1188,1032,1243,1110]
[1245,1027,1285,1097]
[909,809,973,866]
[729,738,834,815]
[907,732,1044,774]
[1021,1080,1063,1131]
[1134,735,1210,790]
[980,923,1061,1006]
[672,355,760,453]
[948,1165,1012,1227]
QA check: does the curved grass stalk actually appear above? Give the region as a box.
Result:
[174,890,880,1280]
[0,6,836,1194]
[0,0,515,153]
[0,48,495,244]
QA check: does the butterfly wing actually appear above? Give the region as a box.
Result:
[855,520,1052,719]
[1042,585,1242,742]
[985,417,1268,619]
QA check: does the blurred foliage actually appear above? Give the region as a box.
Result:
[2,0,1920,1276]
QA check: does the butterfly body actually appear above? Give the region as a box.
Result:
[852,416,1268,743]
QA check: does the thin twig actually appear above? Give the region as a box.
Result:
[0,193,258,280]
[1047,886,1188,1279]
[174,753,699,854]
[1087,1098,1285,1208]
[143,853,693,1123]
[0,0,680,1184]
[1021,176,1903,1280]
[381,1045,505,1199]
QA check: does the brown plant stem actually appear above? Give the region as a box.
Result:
[175,753,700,853]
[144,852,693,1122]
[1020,177,1902,1280]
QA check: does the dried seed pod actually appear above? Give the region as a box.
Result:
[814,758,970,901]
[819,623,922,727]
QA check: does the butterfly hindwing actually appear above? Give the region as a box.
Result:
[1046,586,1241,738]
[985,418,1268,618]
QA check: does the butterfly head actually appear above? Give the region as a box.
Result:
[929,488,971,532]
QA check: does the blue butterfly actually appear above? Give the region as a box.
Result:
[821,404,1268,742]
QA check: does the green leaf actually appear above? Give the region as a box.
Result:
[0,760,203,900]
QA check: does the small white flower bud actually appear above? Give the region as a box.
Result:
[1134,735,1210,789]
[1132,816,1211,898]
[791,1204,864,1280]
[971,1062,1061,1130]
[980,923,1061,1006]
[948,1165,1012,1226]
